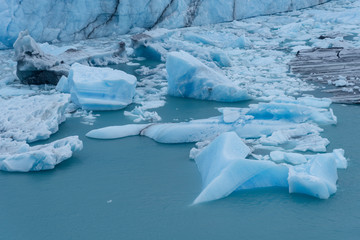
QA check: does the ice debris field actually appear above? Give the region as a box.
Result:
[1,0,359,203]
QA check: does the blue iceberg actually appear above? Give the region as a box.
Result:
[63,63,137,111]
[194,132,288,204]
[166,51,250,102]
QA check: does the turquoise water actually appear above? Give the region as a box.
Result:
[0,95,360,239]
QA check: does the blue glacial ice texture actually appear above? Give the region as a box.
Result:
[194,132,289,204]
[193,132,345,204]
[64,63,137,111]
[0,136,83,172]
[166,51,250,102]
[0,0,330,48]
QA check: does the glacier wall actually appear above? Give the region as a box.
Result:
[0,0,329,49]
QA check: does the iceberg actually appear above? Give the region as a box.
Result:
[13,31,126,85]
[87,119,232,144]
[270,149,348,168]
[0,136,83,172]
[86,124,151,139]
[288,156,338,199]
[13,31,69,85]
[193,132,347,203]
[166,51,250,102]
[63,63,137,110]
[193,132,288,204]
[142,121,232,143]
[0,94,70,142]
[247,98,337,125]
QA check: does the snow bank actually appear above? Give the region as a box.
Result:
[166,51,250,102]
[63,63,137,110]
[0,136,83,172]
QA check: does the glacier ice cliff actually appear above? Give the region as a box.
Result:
[0,0,329,48]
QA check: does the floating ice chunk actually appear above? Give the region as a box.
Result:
[0,94,69,142]
[67,63,137,110]
[291,134,329,152]
[194,132,288,204]
[0,136,83,172]
[142,120,232,143]
[166,51,250,102]
[13,31,69,85]
[210,51,232,67]
[218,107,247,123]
[86,124,151,140]
[124,106,161,123]
[270,151,307,165]
[87,117,232,143]
[56,76,70,93]
[189,140,212,160]
[306,149,347,169]
[298,97,332,108]
[271,149,347,169]
[259,123,323,146]
[257,123,329,152]
[288,156,338,199]
[230,35,252,49]
[334,79,348,87]
[247,99,337,125]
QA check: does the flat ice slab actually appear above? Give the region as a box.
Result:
[64,63,137,110]
[0,136,83,172]
[166,51,250,102]
[0,94,69,142]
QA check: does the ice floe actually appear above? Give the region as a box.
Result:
[0,94,69,142]
[0,136,83,172]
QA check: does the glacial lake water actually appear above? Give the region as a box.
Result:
[1,61,360,239]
